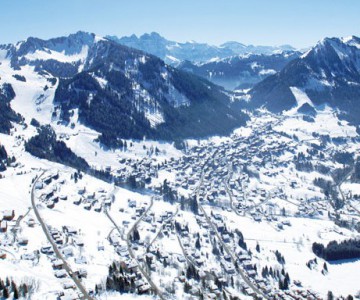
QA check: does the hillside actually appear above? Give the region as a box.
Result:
[249,36,360,124]
[107,32,296,65]
[0,31,248,145]
[178,51,300,90]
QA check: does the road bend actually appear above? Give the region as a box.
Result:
[196,154,269,300]
[105,197,165,300]
[31,171,94,300]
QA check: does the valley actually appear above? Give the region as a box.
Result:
[1,104,360,299]
[0,31,360,300]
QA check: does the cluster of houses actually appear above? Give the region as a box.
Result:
[108,231,152,295]
[0,210,15,234]
[35,171,114,213]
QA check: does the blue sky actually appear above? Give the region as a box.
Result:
[1,0,359,48]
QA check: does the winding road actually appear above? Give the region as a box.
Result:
[105,197,166,300]
[31,171,93,300]
[195,151,269,300]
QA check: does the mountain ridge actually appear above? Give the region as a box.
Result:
[107,32,297,65]
[0,31,248,145]
[249,35,360,125]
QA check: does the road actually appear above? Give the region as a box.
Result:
[105,197,165,300]
[176,234,199,268]
[198,203,269,300]
[11,207,32,242]
[146,205,179,254]
[31,171,93,300]
[196,151,269,300]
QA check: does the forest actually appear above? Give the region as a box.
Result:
[312,238,360,261]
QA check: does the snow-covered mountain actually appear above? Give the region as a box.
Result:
[0,31,247,145]
[249,35,360,124]
[178,51,300,90]
[1,32,360,300]
[107,32,296,65]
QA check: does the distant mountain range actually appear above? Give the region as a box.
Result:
[0,31,248,144]
[249,36,360,125]
[107,32,296,65]
[178,51,301,90]
[1,31,360,146]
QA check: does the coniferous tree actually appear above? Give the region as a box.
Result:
[3,286,9,299]
[327,291,334,300]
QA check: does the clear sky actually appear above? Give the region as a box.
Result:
[1,0,359,48]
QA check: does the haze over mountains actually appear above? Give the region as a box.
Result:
[107,32,296,65]
[0,31,248,145]
[250,36,360,125]
[1,29,360,300]
[1,31,360,144]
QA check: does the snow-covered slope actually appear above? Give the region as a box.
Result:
[249,35,360,125]
[0,31,248,144]
[178,51,300,90]
[107,32,297,65]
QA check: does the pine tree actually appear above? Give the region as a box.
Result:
[13,284,19,299]
[324,262,328,272]
[327,291,334,300]
[133,227,140,241]
[3,286,9,299]
[195,235,201,249]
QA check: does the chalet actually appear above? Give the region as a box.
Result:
[109,235,120,246]
[243,261,254,270]
[77,187,86,195]
[51,171,59,180]
[138,283,151,294]
[2,210,15,221]
[116,247,129,258]
[46,201,55,209]
[34,182,43,190]
[238,254,251,262]
[73,198,82,205]
[21,252,37,261]
[128,200,137,208]
[41,245,53,254]
[121,259,138,273]
[75,256,87,264]
[17,236,29,246]
[83,203,92,210]
[222,234,231,243]
[0,220,7,233]
[63,281,75,290]
[63,226,78,235]
[223,262,235,274]
[213,213,222,221]
[62,247,74,257]
[54,269,67,278]
[55,236,64,245]
[104,199,112,207]
[52,259,64,269]
[43,175,52,185]
[253,215,262,222]
[208,293,218,299]
[59,195,67,201]
[282,220,291,226]
[75,268,87,278]
[27,218,35,227]
[177,256,186,263]
[247,270,256,278]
